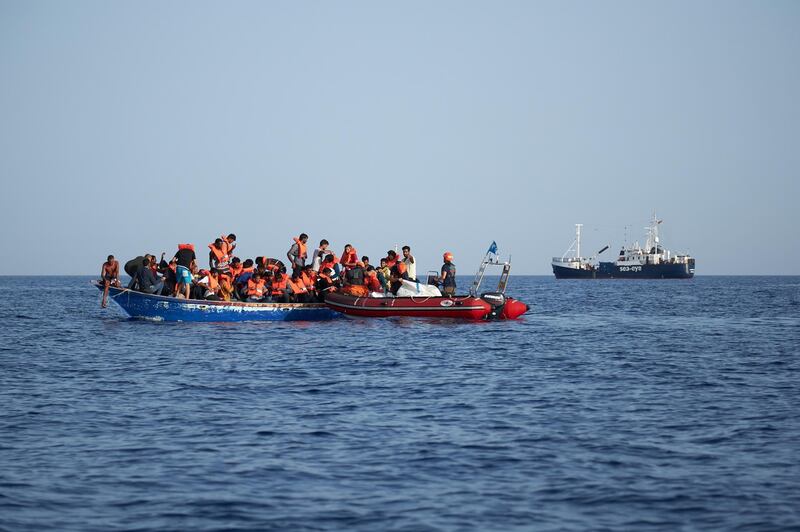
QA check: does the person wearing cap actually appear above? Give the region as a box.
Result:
[440,252,456,297]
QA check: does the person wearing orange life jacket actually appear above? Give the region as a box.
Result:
[364,267,381,293]
[321,253,340,282]
[389,260,408,295]
[315,268,337,301]
[228,257,243,279]
[385,250,399,269]
[287,233,309,274]
[287,271,311,303]
[217,270,234,301]
[235,259,256,300]
[341,244,358,270]
[196,268,221,301]
[220,233,236,256]
[271,270,289,303]
[300,265,317,300]
[342,261,369,297]
[246,272,267,302]
[208,238,231,275]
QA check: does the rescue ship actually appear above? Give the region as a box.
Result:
[325,243,529,320]
[551,214,695,279]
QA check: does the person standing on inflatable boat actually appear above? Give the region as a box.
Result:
[440,252,456,297]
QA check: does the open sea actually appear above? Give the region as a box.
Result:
[1,275,799,531]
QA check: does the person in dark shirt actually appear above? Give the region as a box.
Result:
[173,245,196,299]
[314,268,337,302]
[137,257,164,295]
[440,252,456,297]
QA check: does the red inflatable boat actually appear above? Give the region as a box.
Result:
[324,243,529,320]
[324,292,528,320]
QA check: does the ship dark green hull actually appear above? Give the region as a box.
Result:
[553,260,695,279]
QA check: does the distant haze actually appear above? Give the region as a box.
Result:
[1,1,798,275]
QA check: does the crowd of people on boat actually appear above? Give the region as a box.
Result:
[100,233,457,307]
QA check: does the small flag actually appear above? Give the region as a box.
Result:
[488,241,498,254]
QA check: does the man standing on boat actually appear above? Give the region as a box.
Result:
[440,252,456,297]
[287,233,308,274]
[173,244,196,299]
[100,255,120,307]
[401,245,416,281]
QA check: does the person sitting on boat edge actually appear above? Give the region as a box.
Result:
[271,270,289,303]
[287,233,309,274]
[321,253,340,283]
[439,252,456,297]
[229,257,243,279]
[314,268,337,301]
[300,265,317,301]
[246,271,267,302]
[288,271,311,303]
[196,269,221,301]
[364,266,381,293]
[384,250,398,269]
[401,245,416,281]
[136,257,164,296]
[376,258,391,294]
[100,255,120,308]
[157,254,178,296]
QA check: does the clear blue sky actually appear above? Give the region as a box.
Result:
[1,1,798,275]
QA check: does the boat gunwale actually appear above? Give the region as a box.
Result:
[94,281,329,309]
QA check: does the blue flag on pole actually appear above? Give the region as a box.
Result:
[487,241,498,254]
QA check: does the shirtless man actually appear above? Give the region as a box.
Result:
[100,255,120,308]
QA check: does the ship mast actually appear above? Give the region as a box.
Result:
[575,224,582,258]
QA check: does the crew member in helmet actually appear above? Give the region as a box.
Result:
[440,252,456,297]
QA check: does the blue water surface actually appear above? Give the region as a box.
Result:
[1,276,799,531]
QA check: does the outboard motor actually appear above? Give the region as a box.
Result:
[481,292,506,320]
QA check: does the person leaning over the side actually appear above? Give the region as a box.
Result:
[100,255,120,307]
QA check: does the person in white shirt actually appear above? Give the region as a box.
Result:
[401,245,416,281]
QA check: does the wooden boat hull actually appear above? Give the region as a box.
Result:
[324,292,529,320]
[95,282,340,322]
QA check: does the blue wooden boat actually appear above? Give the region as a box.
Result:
[94,282,340,322]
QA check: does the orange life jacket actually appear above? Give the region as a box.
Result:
[293,237,307,259]
[342,249,358,268]
[396,261,407,275]
[271,276,288,295]
[365,271,381,291]
[300,271,314,289]
[207,274,219,292]
[386,256,397,268]
[208,244,231,269]
[229,263,243,278]
[178,243,195,252]
[247,278,266,297]
[221,235,235,256]
[287,278,308,295]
